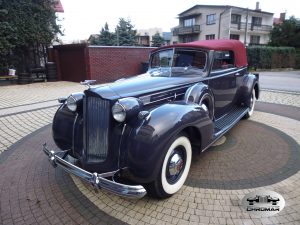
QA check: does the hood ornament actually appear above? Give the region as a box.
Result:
[80,80,96,88]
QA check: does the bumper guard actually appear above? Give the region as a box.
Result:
[43,143,147,198]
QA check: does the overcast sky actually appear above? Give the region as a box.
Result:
[58,0,299,42]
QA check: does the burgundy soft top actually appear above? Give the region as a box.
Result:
[153,40,247,68]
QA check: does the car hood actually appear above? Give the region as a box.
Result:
[87,73,203,100]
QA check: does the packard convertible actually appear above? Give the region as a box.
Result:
[43,40,259,198]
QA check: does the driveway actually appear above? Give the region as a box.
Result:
[259,70,300,92]
[0,82,299,225]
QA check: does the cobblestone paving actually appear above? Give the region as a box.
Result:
[259,90,300,107]
[0,82,85,154]
[0,82,85,108]
[0,100,58,116]
[0,82,299,225]
[71,112,300,225]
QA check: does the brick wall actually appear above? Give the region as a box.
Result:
[50,44,88,82]
[88,46,155,83]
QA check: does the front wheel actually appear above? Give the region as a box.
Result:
[146,135,192,198]
[244,89,256,119]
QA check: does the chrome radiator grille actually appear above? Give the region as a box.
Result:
[85,96,110,163]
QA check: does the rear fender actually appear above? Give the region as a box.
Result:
[236,73,260,107]
[122,101,214,183]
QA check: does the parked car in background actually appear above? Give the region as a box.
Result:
[43,40,259,198]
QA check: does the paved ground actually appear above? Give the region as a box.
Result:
[0,82,85,154]
[0,81,299,225]
[259,71,300,92]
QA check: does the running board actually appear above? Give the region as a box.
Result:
[202,106,248,152]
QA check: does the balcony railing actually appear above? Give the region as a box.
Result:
[173,25,201,36]
[230,22,272,32]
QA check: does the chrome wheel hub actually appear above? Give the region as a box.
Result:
[168,153,184,176]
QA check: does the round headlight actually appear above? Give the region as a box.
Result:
[112,102,126,122]
[66,95,77,112]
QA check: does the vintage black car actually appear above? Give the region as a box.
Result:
[43,40,259,198]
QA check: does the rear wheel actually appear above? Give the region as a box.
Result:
[146,134,192,198]
[244,89,256,119]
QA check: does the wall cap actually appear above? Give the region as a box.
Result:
[88,45,156,49]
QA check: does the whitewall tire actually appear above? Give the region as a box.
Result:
[244,89,256,119]
[146,134,192,198]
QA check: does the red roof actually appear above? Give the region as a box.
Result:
[54,0,64,13]
[154,40,247,68]
[273,18,283,25]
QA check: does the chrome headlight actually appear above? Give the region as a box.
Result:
[66,95,77,111]
[112,97,142,122]
[66,93,84,112]
[112,102,126,122]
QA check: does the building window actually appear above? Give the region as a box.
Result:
[252,17,262,26]
[182,36,195,43]
[184,18,195,27]
[206,34,215,40]
[250,35,260,44]
[206,14,216,25]
[231,14,241,24]
[230,34,240,40]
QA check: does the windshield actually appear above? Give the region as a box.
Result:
[149,48,207,77]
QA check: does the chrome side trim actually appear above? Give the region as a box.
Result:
[209,67,247,80]
[72,113,79,157]
[43,144,147,198]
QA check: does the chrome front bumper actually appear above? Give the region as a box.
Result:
[43,143,147,198]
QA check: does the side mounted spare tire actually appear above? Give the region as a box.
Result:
[184,84,214,120]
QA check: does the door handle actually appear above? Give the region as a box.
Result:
[235,72,241,76]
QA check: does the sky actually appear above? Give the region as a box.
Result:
[57,0,299,42]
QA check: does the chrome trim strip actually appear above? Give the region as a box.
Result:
[43,144,147,198]
[139,84,192,101]
[72,113,79,157]
[141,91,186,105]
[144,93,185,105]
[209,67,246,80]
[118,124,127,169]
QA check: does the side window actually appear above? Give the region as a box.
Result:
[212,51,235,71]
[173,50,206,69]
[151,50,173,68]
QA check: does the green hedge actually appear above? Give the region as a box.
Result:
[247,46,296,69]
[295,49,300,69]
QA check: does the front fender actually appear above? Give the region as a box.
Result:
[52,104,83,158]
[236,73,260,106]
[184,83,210,103]
[122,101,213,183]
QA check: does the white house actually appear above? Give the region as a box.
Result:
[172,3,274,45]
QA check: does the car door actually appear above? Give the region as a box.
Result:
[208,51,238,119]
